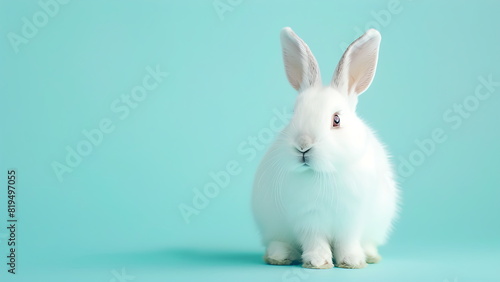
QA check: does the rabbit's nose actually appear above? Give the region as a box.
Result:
[297,135,313,152]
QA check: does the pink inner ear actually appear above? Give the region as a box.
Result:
[348,74,356,94]
[333,30,380,96]
[281,28,321,91]
[283,49,303,91]
[348,46,378,95]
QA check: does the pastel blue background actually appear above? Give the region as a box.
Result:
[1,0,499,281]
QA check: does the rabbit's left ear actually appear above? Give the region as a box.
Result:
[332,29,381,95]
[281,27,321,91]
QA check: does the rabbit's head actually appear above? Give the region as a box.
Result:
[279,27,381,173]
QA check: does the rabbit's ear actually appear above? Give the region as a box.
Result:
[332,29,381,95]
[281,27,321,91]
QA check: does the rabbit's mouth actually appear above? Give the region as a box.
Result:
[295,162,312,172]
[299,156,310,166]
[300,153,312,167]
[297,147,312,164]
[300,160,312,169]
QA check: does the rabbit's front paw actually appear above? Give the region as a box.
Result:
[302,252,333,269]
[364,244,381,264]
[264,256,293,265]
[264,241,300,265]
[335,247,367,269]
[336,254,367,269]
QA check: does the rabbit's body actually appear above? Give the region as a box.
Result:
[252,29,399,269]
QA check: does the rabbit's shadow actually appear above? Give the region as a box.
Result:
[73,248,264,268]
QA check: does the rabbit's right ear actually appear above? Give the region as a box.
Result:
[332,29,381,96]
[280,27,321,91]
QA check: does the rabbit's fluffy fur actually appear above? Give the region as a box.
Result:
[252,27,399,269]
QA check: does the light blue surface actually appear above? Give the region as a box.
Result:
[1,0,499,281]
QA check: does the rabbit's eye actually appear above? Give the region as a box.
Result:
[332,114,340,127]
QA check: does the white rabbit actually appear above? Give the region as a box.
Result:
[252,27,399,269]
